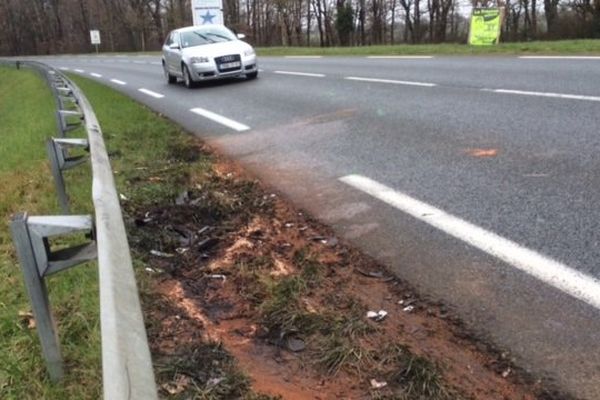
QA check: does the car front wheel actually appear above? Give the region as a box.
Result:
[164,63,176,84]
[182,64,196,88]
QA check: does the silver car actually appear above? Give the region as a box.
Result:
[162,25,258,88]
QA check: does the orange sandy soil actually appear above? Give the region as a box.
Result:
[131,151,559,400]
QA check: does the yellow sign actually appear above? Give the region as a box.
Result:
[469,8,502,46]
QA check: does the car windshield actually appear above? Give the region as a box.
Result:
[180,27,236,48]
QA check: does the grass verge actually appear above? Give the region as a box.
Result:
[256,39,600,56]
[0,66,100,399]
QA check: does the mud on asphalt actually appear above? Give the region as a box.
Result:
[123,140,576,400]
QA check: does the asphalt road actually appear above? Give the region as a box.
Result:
[25,53,600,399]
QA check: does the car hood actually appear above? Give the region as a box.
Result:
[182,40,252,58]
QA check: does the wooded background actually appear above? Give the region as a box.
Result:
[1,0,599,55]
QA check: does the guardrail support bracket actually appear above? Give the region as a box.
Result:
[47,138,90,214]
[10,213,97,382]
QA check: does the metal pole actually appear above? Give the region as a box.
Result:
[46,140,70,214]
[10,213,64,381]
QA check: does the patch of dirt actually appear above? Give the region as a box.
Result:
[129,147,575,400]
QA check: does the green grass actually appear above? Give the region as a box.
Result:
[256,39,600,56]
[0,66,101,399]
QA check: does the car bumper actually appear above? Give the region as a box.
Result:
[190,55,258,81]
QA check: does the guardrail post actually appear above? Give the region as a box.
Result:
[10,213,97,381]
[46,138,89,214]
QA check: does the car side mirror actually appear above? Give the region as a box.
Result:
[236,33,246,40]
[169,43,180,50]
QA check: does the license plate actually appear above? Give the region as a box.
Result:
[220,61,241,69]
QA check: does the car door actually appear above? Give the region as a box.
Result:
[168,32,182,76]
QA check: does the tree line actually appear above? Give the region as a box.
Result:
[0,0,599,55]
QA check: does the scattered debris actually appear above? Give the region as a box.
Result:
[119,193,128,201]
[18,311,36,329]
[369,379,388,389]
[358,269,384,279]
[206,274,227,281]
[502,368,512,378]
[150,250,174,258]
[366,310,388,322]
[175,247,189,254]
[161,375,190,395]
[197,237,219,251]
[466,148,499,158]
[286,337,306,352]
[175,190,189,205]
[403,305,415,313]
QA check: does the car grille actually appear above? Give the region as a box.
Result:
[215,54,242,73]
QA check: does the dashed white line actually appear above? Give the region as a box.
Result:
[484,88,600,103]
[74,69,85,73]
[284,56,322,59]
[340,174,600,310]
[190,107,250,132]
[138,88,164,98]
[151,62,161,65]
[90,73,102,78]
[345,76,437,87]
[59,67,69,71]
[367,55,434,59]
[274,70,325,78]
[134,61,146,64]
[110,79,127,85]
[519,56,600,60]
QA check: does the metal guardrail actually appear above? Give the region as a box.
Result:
[7,61,158,399]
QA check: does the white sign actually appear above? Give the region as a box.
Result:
[192,0,224,25]
[90,30,101,45]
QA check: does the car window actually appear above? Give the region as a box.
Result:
[164,32,173,46]
[180,27,236,48]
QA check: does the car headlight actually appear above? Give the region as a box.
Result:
[243,49,255,57]
[190,56,209,63]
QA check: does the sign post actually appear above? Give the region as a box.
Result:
[90,30,101,54]
[468,8,503,45]
[191,0,224,26]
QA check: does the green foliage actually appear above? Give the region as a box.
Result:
[335,2,355,46]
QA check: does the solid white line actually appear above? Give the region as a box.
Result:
[190,107,250,132]
[110,79,126,85]
[284,56,322,59]
[90,73,102,78]
[138,88,164,98]
[74,69,85,73]
[519,56,600,60]
[345,76,437,87]
[274,70,325,78]
[367,55,434,59]
[340,174,600,310]
[485,88,600,103]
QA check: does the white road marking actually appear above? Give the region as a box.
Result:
[90,73,102,78]
[110,79,127,85]
[134,61,146,64]
[151,62,161,65]
[345,76,437,87]
[74,69,85,73]
[59,67,69,71]
[138,88,164,98]
[340,174,600,310]
[284,56,322,59]
[190,107,250,132]
[367,55,434,59]
[274,70,325,78]
[519,56,600,60]
[484,88,600,103]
